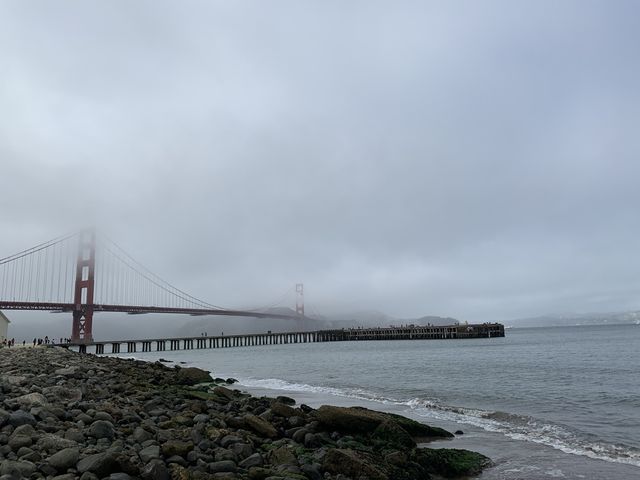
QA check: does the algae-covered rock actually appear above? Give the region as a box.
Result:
[161,439,193,458]
[315,405,453,439]
[372,420,416,448]
[413,447,491,477]
[382,410,453,439]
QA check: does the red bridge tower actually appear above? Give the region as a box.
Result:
[71,229,95,343]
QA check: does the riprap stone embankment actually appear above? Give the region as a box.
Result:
[0,346,490,480]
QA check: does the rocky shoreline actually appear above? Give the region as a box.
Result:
[0,346,490,480]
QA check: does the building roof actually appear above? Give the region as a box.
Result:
[0,311,10,323]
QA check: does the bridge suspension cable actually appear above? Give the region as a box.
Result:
[95,233,227,310]
[0,232,77,305]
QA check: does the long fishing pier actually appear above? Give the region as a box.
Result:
[67,323,505,354]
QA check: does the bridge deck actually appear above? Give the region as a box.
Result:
[65,323,505,354]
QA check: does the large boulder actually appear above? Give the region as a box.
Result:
[48,447,80,471]
[174,367,212,385]
[76,452,121,478]
[315,406,453,439]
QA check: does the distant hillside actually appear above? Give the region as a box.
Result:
[175,307,309,337]
[507,310,640,328]
[176,309,465,336]
[307,311,462,329]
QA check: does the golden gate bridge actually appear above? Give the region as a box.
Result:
[0,229,305,343]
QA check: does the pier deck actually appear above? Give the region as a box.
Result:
[67,323,505,354]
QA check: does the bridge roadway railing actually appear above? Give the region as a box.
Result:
[62,323,505,354]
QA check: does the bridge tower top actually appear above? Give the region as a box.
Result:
[296,283,304,317]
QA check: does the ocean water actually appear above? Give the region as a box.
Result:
[122,324,640,479]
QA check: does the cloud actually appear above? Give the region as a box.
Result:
[1,0,639,336]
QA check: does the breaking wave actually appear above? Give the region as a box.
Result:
[237,376,640,468]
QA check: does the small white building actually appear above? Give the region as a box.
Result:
[0,311,10,342]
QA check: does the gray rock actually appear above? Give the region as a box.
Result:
[40,462,60,476]
[37,434,77,452]
[139,445,161,463]
[64,428,85,443]
[47,406,66,419]
[268,446,298,466]
[271,402,296,418]
[16,446,34,458]
[175,367,212,385]
[48,447,80,471]
[186,450,198,463]
[231,442,253,460]
[79,472,99,480]
[77,452,121,477]
[288,416,306,427]
[133,427,153,444]
[193,414,209,423]
[95,411,115,423]
[54,366,78,376]
[12,424,35,437]
[243,414,278,439]
[304,433,323,448]
[198,440,212,451]
[208,460,236,473]
[141,459,169,480]
[52,474,78,480]
[8,410,36,427]
[21,451,42,463]
[220,435,243,448]
[292,428,307,444]
[300,464,323,480]
[0,409,9,427]
[76,412,93,424]
[8,434,32,450]
[225,416,245,429]
[14,392,47,407]
[87,420,115,440]
[0,459,37,478]
[161,439,193,458]
[166,455,188,466]
[212,386,236,401]
[239,453,263,469]
[1,375,27,386]
[108,474,131,480]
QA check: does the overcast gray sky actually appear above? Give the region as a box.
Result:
[1,1,639,324]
